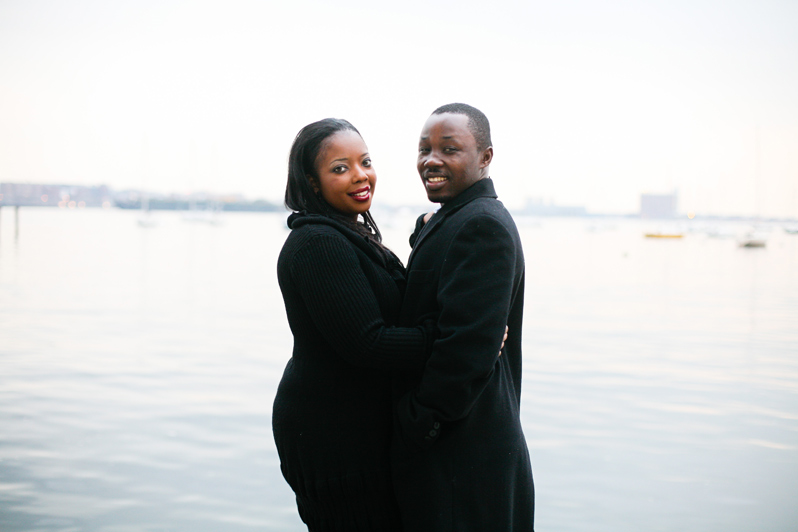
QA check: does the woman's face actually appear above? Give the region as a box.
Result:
[313,130,376,220]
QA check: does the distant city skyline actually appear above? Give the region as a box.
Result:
[3,181,797,222]
[1,0,797,218]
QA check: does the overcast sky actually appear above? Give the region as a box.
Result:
[1,0,796,217]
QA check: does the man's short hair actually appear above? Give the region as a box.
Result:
[432,103,492,151]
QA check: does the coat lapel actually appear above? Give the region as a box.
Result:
[407,210,444,267]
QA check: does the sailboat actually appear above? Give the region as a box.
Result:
[136,190,158,227]
[137,138,157,227]
[738,128,767,248]
[181,141,222,225]
[181,193,222,225]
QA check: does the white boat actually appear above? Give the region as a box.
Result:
[738,237,766,248]
[182,194,223,225]
[137,191,158,228]
[704,225,736,239]
[182,207,222,225]
[737,227,768,248]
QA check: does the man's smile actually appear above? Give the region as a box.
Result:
[424,175,449,191]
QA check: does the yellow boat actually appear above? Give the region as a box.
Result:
[644,233,683,238]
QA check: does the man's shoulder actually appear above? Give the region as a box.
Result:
[451,196,518,229]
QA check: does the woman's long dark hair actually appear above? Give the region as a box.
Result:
[285,118,382,242]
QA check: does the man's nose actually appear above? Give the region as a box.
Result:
[423,153,442,167]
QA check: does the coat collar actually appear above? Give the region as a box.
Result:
[407,178,497,267]
[437,177,498,216]
[287,211,398,269]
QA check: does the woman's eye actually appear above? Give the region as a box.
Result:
[362,158,372,167]
[333,165,347,174]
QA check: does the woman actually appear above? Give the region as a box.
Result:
[272,118,434,531]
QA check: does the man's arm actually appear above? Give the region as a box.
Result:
[396,213,520,449]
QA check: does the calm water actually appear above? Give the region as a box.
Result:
[1,207,796,531]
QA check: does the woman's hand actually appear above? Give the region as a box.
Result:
[409,212,436,247]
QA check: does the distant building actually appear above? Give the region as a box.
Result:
[640,192,678,219]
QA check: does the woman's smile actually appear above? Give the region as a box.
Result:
[349,185,371,201]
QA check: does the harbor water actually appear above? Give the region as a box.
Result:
[1,207,796,531]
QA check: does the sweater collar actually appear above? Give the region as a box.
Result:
[287,211,357,233]
[287,211,400,270]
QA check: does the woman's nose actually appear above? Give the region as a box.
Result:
[353,165,369,180]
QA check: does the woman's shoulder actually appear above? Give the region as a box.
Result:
[282,220,351,255]
[278,224,355,282]
[288,212,351,236]
[281,212,400,271]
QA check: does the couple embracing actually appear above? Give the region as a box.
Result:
[272,103,535,531]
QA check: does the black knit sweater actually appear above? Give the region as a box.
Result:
[272,212,432,531]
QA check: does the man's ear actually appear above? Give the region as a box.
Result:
[480,146,494,168]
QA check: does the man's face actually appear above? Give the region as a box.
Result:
[417,113,492,204]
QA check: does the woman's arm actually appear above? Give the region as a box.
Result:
[290,233,433,371]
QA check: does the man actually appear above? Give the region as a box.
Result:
[392,103,535,531]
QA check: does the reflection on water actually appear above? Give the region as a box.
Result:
[1,208,796,531]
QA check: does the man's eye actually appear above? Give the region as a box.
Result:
[419,147,430,153]
[444,147,457,153]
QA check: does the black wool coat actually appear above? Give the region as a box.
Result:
[272,212,433,531]
[392,178,535,531]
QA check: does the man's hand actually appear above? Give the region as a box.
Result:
[500,325,508,356]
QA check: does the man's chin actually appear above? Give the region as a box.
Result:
[425,190,449,204]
